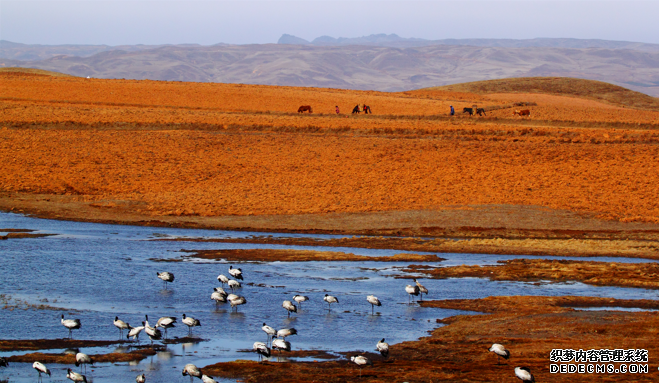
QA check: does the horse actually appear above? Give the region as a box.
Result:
[363,105,371,114]
[352,105,360,114]
[476,108,486,116]
[297,105,313,113]
[513,109,530,116]
[462,107,474,116]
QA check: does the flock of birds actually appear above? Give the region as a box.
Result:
[1,265,535,382]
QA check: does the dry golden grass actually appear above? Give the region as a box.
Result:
[184,249,443,262]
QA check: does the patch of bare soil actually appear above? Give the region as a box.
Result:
[202,296,659,382]
[178,249,444,262]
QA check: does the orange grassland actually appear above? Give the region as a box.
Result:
[2,71,659,229]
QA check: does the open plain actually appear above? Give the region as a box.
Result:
[3,69,659,382]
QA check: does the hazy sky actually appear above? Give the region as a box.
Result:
[2,1,658,46]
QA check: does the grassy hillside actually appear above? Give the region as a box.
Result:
[0,67,73,77]
[429,77,659,111]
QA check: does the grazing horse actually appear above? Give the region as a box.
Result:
[513,109,531,116]
[352,105,360,114]
[363,105,372,114]
[462,107,474,116]
[476,108,486,116]
[297,105,313,113]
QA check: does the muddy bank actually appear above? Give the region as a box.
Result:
[161,234,659,260]
[7,348,157,364]
[0,339,129,351]
[0,231,54,240]
[403,258,659,289]
[202,296,659,382]
[177,249,444,262]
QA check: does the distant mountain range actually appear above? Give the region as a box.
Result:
[278,34,659,51]
[2,36,659,96]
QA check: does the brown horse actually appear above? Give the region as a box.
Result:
[298,105,313,113]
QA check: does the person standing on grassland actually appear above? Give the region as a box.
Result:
[335,105,340,114]
[450,105,455,116]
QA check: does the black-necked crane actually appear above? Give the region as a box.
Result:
[0,356,7,367]
[262,323,276,345]
[323,294,338,311]
[276,328,297,340]
[144,316,162,344]
[229,295,247,312]
[228,279,241,291]
[366,295,381,315]
[66,368,87,383]
[489,343,510,364]
[282,300,297,317]
[182,314,201,336]
[350,355,372,378]
[272,338,291,360]
[75,352,93,374]
[515,367,535,382]
[211,289,227,305]
[33,361,50,382]
[376,338,389,358]
[405,284,420,303]
[61,314,81,339]
[113,316,131,339]
[136,373,146,383]
[413,278,428,300]
[201,375,218,383]
[253,341,271,362]
[127,322,145,343]
[156,316,177,339]
[217,274,229,287]
[156,271,175,289]
[293,295,309,308]
[229,266,243,280]
[182,363,201,383]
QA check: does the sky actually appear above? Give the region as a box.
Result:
[1,0,659,46]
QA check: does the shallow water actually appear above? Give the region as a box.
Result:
[1,212,658,382]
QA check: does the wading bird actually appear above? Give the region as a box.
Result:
[156,316,177,339]
[61,314,81,339]
[405,284,420,303]
[217,274,229,287]
[366,295,381,315]
[515,367,535,382]
[229,295,247,312]
[489,343,510,364]
[33,361,50,382]
[144,316,162,344]
[228,279,241,291]
[156,271,175,288]
[201,375,217,383]
[351,355,372,378]
[413,278,428,300]
[66,368,87,383]
[113,316,131,338]
[276,328,297,340]
[253,341,271,361]
[282,300,297,317]
[127,322,145,343]
[182,363,201,383]
[324,294,339,311]
[272,338,291,359]
[211,288,227,305]
[376,338,389,358]
[293,295,309,308]
[182,314,201,336]
[136,373,146,383]
[75,352,93,373]
[229,265,243,280]
[262,323,276,345]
